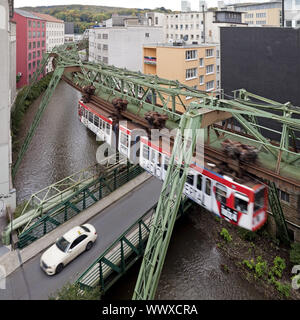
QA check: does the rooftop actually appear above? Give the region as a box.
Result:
[14,8,44,20]
[32,12,64,23]
[144,42,217,48]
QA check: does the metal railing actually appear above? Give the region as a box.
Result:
[75,197,192,295]
[10,161,144,249]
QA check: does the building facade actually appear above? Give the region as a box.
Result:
[220,26,300,241]
[143,43,217,112]
[225,1,282,27]
[13,9,46,88]
[285,0,300,28]
[88,24,164,72]
[33,12,64,73]
[0,0,16,218]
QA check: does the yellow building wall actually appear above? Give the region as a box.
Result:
[143,45,216,113]
[243,8,281,26]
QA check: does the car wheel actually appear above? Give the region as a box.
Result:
[86,241,93,251]
[55,263,64,274]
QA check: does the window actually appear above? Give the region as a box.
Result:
[164,156,169,171]
[217,65,220,73]
[155,17,158,25]
[37,41,40,48]
[56,237,70,252]
[33,61,36,68]
[286,20,292,27]
[185,24,188,29]
[185,50,197,60]
[143,145,150,160]
[145,33,150,37]
[103,44,108,51]
[33,21,35,28]
[37,21,40,28]
[33,42,36,48]
[28,53,31,60]
[206,48,214,57]
[199,75,204,85]
[42,31,45,37]
[33,31,36,38]
[206,80,214,91]
[42,41,45,47]
[28,31,31,38]
[103,57,108,64]
[206,64,214,74]
[37,50,40,57]
[102,33,108,39]
[279,190,290,203]
[205,179,211,195]
[254,188,265,211]
[216,183,226,204]
[28,42,31,49]
[38,31,40,37]
[234,193,248,214]
[187,175,194,185]
[186,67,197,80]
[70,235,88,249]
[197,175,202,190]
[88,112,94,123]
[33,51,36,59]
[199,58,204,67]
[28,63,31,70]
[28,20,31,27]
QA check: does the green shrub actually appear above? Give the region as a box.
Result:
[274,281,291,298]
[49,282,101,300]
[243,259,255,270]
[220,228,232,243]
[255,259,268,278]
[271,256,286,279]
[290,243,300,265]
[238,228,257,241]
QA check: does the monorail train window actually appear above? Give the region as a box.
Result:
[197,175,202,190]
[234,193,248,214]
[89,112,94,123]
[254,188,265,212]
[187,175,194,185]
[94,116,99,127]
[84,109,88,118]
[150,150,156,163]
[106,123,110,134]
[205,179,211,195]
[143,145,150,160]
[157,153,162,167]
[120,132,129,147]
[216,183,226,204]
[164,156,169,171]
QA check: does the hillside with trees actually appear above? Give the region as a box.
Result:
[19,5,173,33]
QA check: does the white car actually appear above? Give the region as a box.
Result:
[40,223,97,275]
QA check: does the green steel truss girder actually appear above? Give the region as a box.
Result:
[132,106,203,300]
[268,182,290,245]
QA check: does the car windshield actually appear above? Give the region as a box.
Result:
[56,237,70,252]
[80,225,90,233]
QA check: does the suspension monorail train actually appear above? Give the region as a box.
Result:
[78,100,268,231]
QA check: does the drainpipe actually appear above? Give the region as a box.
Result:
[281,0,285,27]
[202,5,206,43]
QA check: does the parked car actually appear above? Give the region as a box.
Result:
[40,224,97,275]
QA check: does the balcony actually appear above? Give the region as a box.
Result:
[144,56,157,65]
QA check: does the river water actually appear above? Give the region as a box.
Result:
[14,81,265,300]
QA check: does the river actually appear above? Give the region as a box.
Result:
[14,81,265,300]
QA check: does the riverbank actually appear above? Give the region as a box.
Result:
[200,207,300,300]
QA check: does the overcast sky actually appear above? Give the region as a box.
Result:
[15,0,266,11]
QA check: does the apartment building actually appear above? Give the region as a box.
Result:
[143,43,217,112]
[88,18,164,72]
[0,0,17,216]
[285,0,300,28]
[164,10,245,44]
[33,12,64,73]
[226,1,282,26]
[13,9,46,88]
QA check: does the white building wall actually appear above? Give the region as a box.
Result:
[89,26,164,72]
[46,21,65,73]
[0,0,16,215]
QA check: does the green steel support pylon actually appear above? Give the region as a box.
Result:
[132,106,203,300]
[268,182,290,245]
[12,67,64,178]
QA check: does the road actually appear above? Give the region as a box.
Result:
[0,177,162,300]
